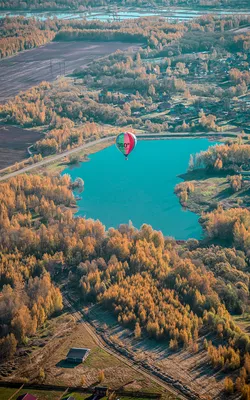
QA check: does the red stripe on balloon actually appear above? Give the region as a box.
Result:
[129,133,135,153]
[124,132,130,156]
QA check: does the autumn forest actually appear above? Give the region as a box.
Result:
[2,1,250,399]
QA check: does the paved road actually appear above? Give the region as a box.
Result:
[0,131,236,182]
[0,136,115,182]
[62,291,199,400]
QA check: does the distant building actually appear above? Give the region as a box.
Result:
[17,394,37,400]
[66,347,90,363]
[157,102,171,111]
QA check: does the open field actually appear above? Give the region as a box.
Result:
[178,169,250,214]
[0,312,173,399]
[0,41,139,103]
[0,125,42,169]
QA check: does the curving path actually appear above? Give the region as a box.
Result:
[0,136,115,182]
[62,292,195,400]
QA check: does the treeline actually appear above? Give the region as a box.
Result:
[0,274,63,358]
[2,12,250,60]
[194,142,250,171]
[55,17,186,49]
[0,17,56,58]
[201,206,250,250]
[0,15,186,60]
[0,174,78,358]
[0,80,125,155]
[1,173,250,392]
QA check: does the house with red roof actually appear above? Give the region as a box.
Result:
[17,394,37,400]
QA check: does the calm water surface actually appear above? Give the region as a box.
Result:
[63,139,217,240]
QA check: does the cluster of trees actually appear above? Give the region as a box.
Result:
[0,80,121,155]
[0,17,56,58]
[228,174,243,192]
[55,17,186,50]
[0,173,104,360]
[0,15,186,60]
[193,143,250,172]
[0,274,63,355]
[174,181,195,204]
[73,220,250,387]
[201,206,250,251]
[229,68,250,85]
[1,172,250,391]
[182,244,249,314]
[0,175,78,357]
[198,110,220,132]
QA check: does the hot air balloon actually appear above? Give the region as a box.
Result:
[116,132,137,160]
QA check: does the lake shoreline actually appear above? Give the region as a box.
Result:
[62,138,219,240]
[0,132,228,178]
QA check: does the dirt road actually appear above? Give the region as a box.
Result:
[62,291,200,400]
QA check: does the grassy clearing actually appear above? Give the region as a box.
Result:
[178,169,250,214]
[5,312,169,398]
[63,394,91,400]
[141,110,169,120]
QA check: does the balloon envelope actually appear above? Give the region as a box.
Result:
[116,132,137,158]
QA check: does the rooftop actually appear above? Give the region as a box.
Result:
[66,347,90,359]
[17,394,37,400]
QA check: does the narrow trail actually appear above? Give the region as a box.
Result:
[62,291,200,400]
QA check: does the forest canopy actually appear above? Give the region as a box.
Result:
[1,172,250,397]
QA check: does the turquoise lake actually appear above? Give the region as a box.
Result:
[63,139,217,240]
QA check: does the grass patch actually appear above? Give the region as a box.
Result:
[182,176,229,214]
[63,392,92,399]
[83,346,120,369]
[38,139,114,176]
[177,169,250,214]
